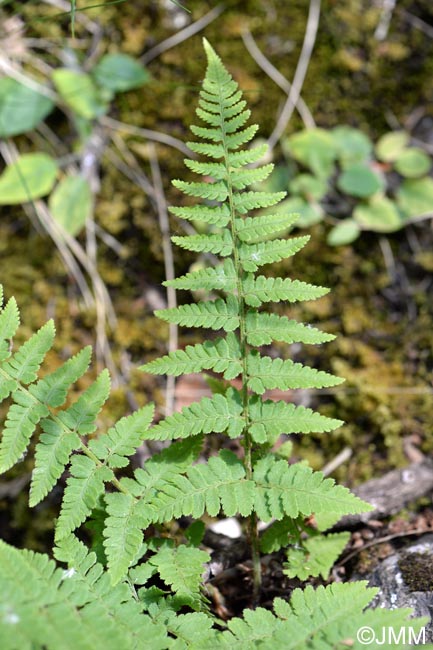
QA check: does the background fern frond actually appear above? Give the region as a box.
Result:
[57,370,111,435]
[2,320,55,384]
[284,531,350,580]
[0,296,20,362]
[29,346,92,407]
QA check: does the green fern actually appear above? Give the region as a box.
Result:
[0,39,428,648]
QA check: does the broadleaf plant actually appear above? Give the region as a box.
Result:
[0,41,429,649]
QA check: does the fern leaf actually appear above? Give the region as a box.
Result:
[184,159,227,179]
[0,296,20,362]
[149,546,209,610]
[196,100,246,124]
[148,450,255,521]
[253,456,372,523]
[186,141,225,159]
[88,404,154,469]
[172,179,228,202]
[29,346,92,407]
[55,454,113,541]
[239,236,310,272]
[235,213,298,243]
[233,191,286,215]
[141,333,242,380]
[0,391,49,473]
[242,275,329,307]
[259,517,299,554]
[247,351,344,394]
[245,312,335,346]
[2,320,55,384]
[171,231,233,256]
[143,390,243,440]
[154,295,239,331]
[225,124,259,150]
[227,143,268,166]
[103,492,147,584]
[229,164,274,190]
[248,398,343,444]
[163,259,237,292]
[30,420,81,507]
[284,532,350,580]
[169,204,230,227]
[57,370,111,434]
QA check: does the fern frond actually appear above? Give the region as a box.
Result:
[222,582,422,649]
[233,191,286,215]
[171,231,233,256]
[259,517,299,554]
[2,320,55,384]
[245,312,335,346]
[0,391,48,472]
[57,370,111,434]
[229,164,274,190]
[148,546,210,610]
[172,180,228,201]
[163,259,237,292]
[239,236,310,272]
[141,333,242,380]
[143,390,243,441]
[55,454,113,541]
[186,141,225,159]
[169,204,230,227]
[253,456,372,523]
[227,143,268,166]
[154,295,239,331]
[242,275,329,307]
[148,450,255,521]
[0,296,20,362]
[196,100,246,124]
[284,532,350,580]
[30,420,81,507]
[29,346,92,407]
[248,398,343,444]
[247,351,344,394]
[184,159,227,179]
[88,404,154,468]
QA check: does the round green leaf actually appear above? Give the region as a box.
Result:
[278,197,323,228]
[332,126,373,167]
[375,131,409,162]
[337,164,383,198]
[327,219,361,246]
[0,153,58,205]
[0,78,54,137]
[52,69,108,119]
[49,176,92,236]
[288,174,328,201]
[396,177,433,217]
[93,54,150,92]
[394,147,431,178]
[285,128,337,178]
[353,197,402,232]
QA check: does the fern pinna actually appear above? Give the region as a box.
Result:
[0,41,428,650]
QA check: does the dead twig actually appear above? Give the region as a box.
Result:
[101,116,192,158]
[241,29,315,129]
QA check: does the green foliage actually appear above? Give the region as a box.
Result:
[48,176,92,236]
[0,40,426,648]
[0,153,58,204]
[0,78,54,137]
[274,125,433,244]
[284,531,350,580]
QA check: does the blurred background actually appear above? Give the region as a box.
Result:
[0,0,432,549]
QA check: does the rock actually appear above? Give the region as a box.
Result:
[365,534,433,642]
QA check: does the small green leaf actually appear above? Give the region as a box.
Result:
[288,174,328,201]
[285,128,337,178]
[93,53,150,92]
[337,164,383,198]
[0,153,58,205]
[397,177,433,217]
[276,197,323,228]
[0,78,54,137]
[353,197,402,232]
[284,532,350,580]
[394,147,431,178]
[331,126,372,167]
[376,130,409,162]
[49,176,92,236]
[52,69,108,119]
[327,219,361,246]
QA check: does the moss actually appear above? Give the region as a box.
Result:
[399,551,433,592]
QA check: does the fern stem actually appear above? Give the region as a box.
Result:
[215,72,262,599]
